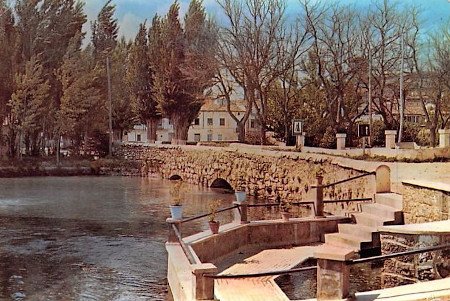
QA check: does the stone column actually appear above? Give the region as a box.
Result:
[385,130,397,149]
[314,175,324,218]
[191,263,218,300]
[233,202,249,224]
[296,132,306,150]
[167,218,182,243]
[316,259,350,300]
[336,133,347,150]
[438,129,450,148]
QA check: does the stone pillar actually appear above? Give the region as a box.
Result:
[233,202,249,224]
[314,175,324,218]
[385,130,397,149]
[376,165,391,193]
[438,129,450,148]
[316,259,350,300]
[336,133,347,150]
[191,263,218,300]
[167,218,182,243]
[296,132,306,150]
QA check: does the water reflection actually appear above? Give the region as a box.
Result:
[0,177,236,300]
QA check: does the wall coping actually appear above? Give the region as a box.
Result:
[378,220,450,235]
[402,179,450,193]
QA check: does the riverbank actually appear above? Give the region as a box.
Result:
[0,157,141,177]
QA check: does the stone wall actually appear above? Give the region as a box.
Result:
[402,180,450,224]
[118,145,376,203]
[381,232,450,288]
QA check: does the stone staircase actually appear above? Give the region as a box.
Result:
[324,193,403,256]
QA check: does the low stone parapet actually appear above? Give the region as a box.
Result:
[379,220,450,288]
[402,180,450,223]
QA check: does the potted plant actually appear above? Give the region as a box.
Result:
[279,199,292,222]
[169,180,184,220]
[208,200,221,234]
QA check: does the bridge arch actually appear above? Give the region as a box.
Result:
[169,174,182,181]
[210,178,233,190]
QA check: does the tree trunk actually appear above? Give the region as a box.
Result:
[237,122,245,142]
[172,115,189,145]
[430,126,437,147]
[56,135,61,166]
[146,118,158,143]
[260,123,266,145]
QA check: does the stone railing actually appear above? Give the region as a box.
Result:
[378,220,450,288]
[166,210,350,301]
[401,180,450,224]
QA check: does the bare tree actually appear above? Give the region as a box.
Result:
[216,0,290,144]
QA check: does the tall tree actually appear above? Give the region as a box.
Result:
[57,32,103,156]
[92,0,118,62]
[14,0,87,156]
[0,0,16,156]
[128,21,160,143]
[154,1,217,144]
[217,0,289,144]
[111,38,135,140]
[91,0,119,152]
[9,56,50,157]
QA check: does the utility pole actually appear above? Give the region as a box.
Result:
[368,33,373,146]
[106,56,113,157]
[398,31,405,143]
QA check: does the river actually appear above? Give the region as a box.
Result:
[0,177,236,301]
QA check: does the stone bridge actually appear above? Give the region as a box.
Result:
[118,144,376,202]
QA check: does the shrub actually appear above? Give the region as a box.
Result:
[319,126,337,149]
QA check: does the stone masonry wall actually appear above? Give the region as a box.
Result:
[381,233,450,288]
[402,184,450,224]
[117,145,375,205]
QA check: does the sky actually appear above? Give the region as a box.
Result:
[82,0,450,42]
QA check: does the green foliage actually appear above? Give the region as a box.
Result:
[371,120,387,147]
[10,56,50,134]
[92,0,118,61]
[416,128,431,146]
[402,122,420,142]
[319,126,337,149]
[111,38,135,135]
[57,32,104,152]
[127,22,159,128]
[152,1,217,142]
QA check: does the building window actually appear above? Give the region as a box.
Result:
[217,134,223,141]
[250,119,256,128]
[193,118,200,125]
[219,118,225,126]
[137,134,141,142]
[207,133,213,141]
[207,118,213,126]
[194,133,201,142]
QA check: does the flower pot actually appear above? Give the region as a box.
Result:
[281,212,291,222]
[169,205,183,220]
[209,221,220,234]
[235,191,247,203]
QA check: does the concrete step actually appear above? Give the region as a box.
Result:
[352,212,394,228]
[324,232,371,250]
[361,203,396,219]
[338,223,375,241]
[375,193,403,210]
[361,203,403,224]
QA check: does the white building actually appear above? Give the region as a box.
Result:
[123,99,260,144]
